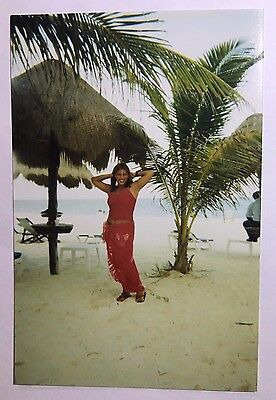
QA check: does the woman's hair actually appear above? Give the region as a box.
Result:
[111,162,133,191]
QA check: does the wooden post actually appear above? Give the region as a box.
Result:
[48,134,60,275]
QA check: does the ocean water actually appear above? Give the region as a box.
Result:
[14,198,248,219]
[14,198,170,217]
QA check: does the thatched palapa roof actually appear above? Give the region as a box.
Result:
[13,156,93,189]
[234,113,262,134]
[12,60,151,171]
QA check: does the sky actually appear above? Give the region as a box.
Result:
[13,9,263,200]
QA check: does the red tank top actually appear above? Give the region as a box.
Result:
[107,188,136,220]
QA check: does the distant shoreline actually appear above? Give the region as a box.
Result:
[14,198,249,219]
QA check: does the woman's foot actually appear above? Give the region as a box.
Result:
[116,291,131,302]
[135,291,146,303]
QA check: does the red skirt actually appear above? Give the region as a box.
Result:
[103,221,144,293]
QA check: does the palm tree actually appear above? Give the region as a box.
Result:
[10,12,240,100]
[146,40,262,274]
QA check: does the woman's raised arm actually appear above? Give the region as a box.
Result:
[131,169,154,196]
[91,173,112,193]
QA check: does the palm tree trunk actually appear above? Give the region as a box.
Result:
[47,133,60,275]
[173,227,190,274]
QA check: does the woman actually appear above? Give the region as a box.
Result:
[91,163,154,303]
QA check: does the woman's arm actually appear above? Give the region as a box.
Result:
[131,169,154,196]
[91,173,112,193]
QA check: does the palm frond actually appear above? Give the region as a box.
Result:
[11,13,163,83]
[199,40,263,87]
[191,114,262,214]
[170,41,261,146]
[193,40,262,138]
[11,12,244,103]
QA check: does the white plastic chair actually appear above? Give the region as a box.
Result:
[59,234,102,270]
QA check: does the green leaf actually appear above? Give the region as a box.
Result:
[11,13,243,104]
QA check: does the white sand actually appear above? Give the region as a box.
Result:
[14,215,259,391]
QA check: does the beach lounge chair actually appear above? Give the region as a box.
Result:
[168,231,213,251]
[15,217,47,244]
[189,233,213,250]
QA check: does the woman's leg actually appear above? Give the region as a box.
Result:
[111,242,144,293]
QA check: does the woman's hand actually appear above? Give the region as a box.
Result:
[130,169,154,196]
[130,171,136,179]
[131,170,144,178]
[91,173,112,193]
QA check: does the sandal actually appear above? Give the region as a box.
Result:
[135,291,146,303]
[116,292,131,302]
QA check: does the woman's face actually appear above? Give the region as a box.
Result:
[114,168,129,186]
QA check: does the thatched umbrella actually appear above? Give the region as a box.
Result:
[231,112,262,185]
[234,113,262,134]
[12,60,151,274]
[13,156,93,189]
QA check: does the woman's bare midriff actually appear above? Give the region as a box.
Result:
[107,219,133,225]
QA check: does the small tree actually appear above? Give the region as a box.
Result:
[147,40,262,274]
